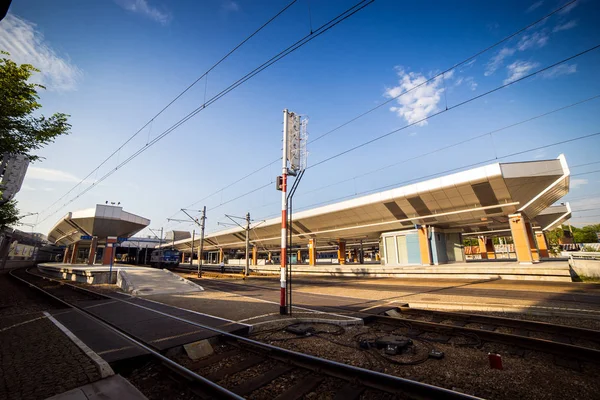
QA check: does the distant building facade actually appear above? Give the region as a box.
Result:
[0,154,29,203]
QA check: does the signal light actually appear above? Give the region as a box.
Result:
[276,176,283,191]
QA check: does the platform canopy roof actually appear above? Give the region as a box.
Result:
[48,204,150,246]
[163,155,571,252]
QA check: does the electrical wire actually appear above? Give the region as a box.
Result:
[35,0,374,226]
[220,94,600,220]
[298,94,600,200]
[255,131,600,221]
[158,1,579,225]
[572,169,600,177]
[38,0,299,217]
[308,44,600,170]
[307,0,578,145]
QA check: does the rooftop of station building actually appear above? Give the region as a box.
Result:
[162,154,571,252]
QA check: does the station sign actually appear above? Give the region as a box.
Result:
[80,235,93,240]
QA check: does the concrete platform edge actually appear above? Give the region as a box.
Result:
[162,268,204,291]
[43,311,115,378]
[45,374,147,400]
[404,302,600,319]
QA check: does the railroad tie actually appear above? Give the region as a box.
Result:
[230,364,294,396]
[205,355,264,381]
[272,375,325,400]
[333,383,367,400]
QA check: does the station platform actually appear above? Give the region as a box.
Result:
[185,260,573,282]
[173,273,600,320]
[47,290,252,365]
[38,263,204,295]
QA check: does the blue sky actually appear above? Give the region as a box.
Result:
[3,0,600,235]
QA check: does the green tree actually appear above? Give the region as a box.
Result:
[572,225,600,243]
[0,200,19,228]
[0,51,72,225]
[0,51,71,160]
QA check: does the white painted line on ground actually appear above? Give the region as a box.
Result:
[150,329,206,344]
[131,295,251,326]
[252,317,364,327]
[359,302,397,312]
[236,312,288,323]
[0,315,46,333]
[84,300,119,309]
[43,311,114,378]
[202,281,361,321]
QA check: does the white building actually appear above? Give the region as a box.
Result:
[0,154,29,203]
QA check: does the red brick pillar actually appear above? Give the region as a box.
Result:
[88,237,98,265]
[62,245,71,264]
[70,242,79,264]
[102,237,118,266]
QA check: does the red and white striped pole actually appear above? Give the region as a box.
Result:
[280,109,289,315]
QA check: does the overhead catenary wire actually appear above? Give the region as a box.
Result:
[307,0,578,145]
[168,47,600,231]
[37,0,300,217]
[162,2,578,224]
[297,94,600,200]
[308,43,600,170]
[35,0,374,226]
[241,93,600,217]
[254,131,600,221]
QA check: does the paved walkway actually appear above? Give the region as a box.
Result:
[172,273,600,319]
[0,274,102,400]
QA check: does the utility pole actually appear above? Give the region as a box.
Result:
[148,227,163,268]
[158,227,163,268]
[198,207,206,278]
[181,207,206,278]
[190,229,195,267]
[280,109,289,315]
[245,212,250,276]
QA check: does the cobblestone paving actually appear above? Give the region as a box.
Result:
[0,273,102,399]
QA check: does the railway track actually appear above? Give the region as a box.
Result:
[189,278,600,365]
[10,268,478,400]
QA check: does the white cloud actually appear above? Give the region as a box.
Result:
[542,63,577,79]
[114,0,172,25]
[526,1,544,12]
[558,1,578,14]
[26,167,81,183]
[0,14,82,91]
[485,47,515,76]
[517,31,549,51]
[553,20,578,32]
[221,1,240,12]
[504,60,539,84]
[408,131,417,137]
[385,67,452,126]
[454,75,478,91]
[460,59,476,72]
[465,76,478,91]
[570,178,588,189]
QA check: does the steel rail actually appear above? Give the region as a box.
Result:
[9,268,245,400]
[396,307,600,342]
[18,267,480,400]
[364,314,600,364]
[187,278,600,363]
